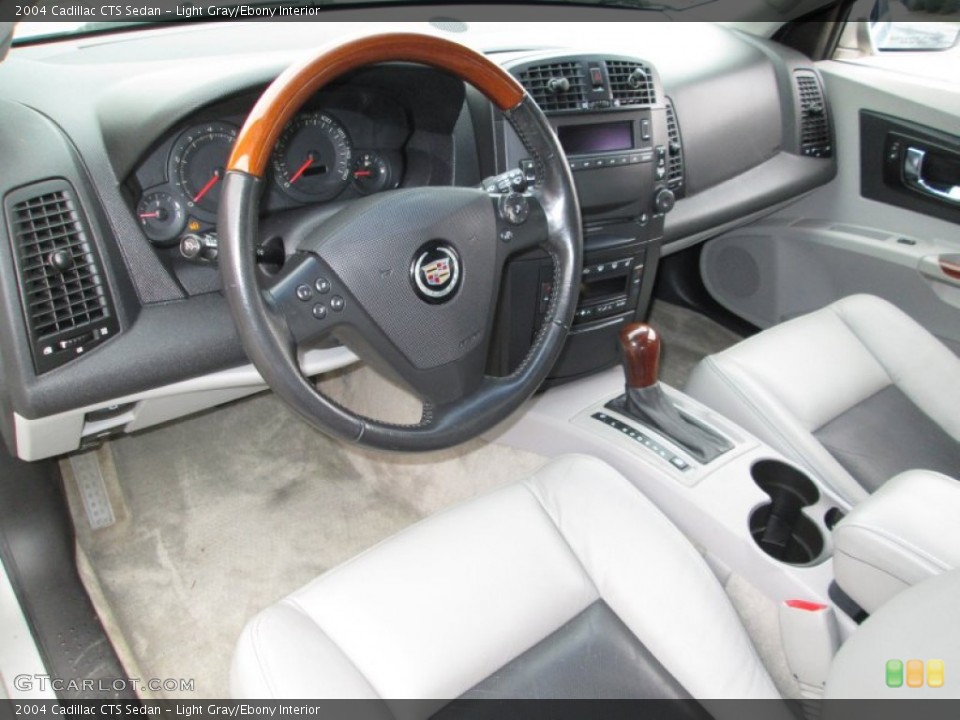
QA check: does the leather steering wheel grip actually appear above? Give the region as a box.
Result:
[218,32,582,451]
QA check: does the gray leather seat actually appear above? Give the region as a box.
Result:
[231,455,780,700]
[686,294,960,505]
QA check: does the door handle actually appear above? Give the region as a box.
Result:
[919,254,960,289]
[903,147,960,204]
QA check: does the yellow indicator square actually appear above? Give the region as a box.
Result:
[907,659,924,688]
[927,660,944,689]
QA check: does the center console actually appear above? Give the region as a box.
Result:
[489,323,859,696]
[489,53,682,383]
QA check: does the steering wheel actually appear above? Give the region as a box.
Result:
[219,32,582,452]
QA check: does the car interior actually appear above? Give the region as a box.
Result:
[1,6,959,705]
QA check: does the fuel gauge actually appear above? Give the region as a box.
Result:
[352,152,391,195]
[137,191,186,245]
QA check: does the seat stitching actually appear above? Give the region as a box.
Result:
[836,523,952,572]
[700,355,867,502]
[520,470,601,599]
[827,301,895,386]
[835,548,924,591]
[248,612,280,699]
[700,356,835,478]
[282,598,390,705]
[829,301,957,438]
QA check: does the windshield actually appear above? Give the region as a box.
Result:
[13,21,151,44]
[11,0,701,45]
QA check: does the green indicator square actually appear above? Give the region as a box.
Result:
[887,659,904,688]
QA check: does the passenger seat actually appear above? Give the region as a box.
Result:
[686,294,960,505]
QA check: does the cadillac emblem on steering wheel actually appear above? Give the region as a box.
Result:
[411,242,462,304]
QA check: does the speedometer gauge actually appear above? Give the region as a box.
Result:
[171,122,238,216]
[273,112,352,203]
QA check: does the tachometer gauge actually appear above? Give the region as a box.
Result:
[352,152,392,195]
[273,112,352,202]
[136,191,185,245]
[171,122,238,215]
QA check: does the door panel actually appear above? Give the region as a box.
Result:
[700,55,960,347]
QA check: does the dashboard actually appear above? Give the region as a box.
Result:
[0,17,836,460]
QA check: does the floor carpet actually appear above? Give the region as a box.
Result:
[648,300,745,389]
[65,368,548,699]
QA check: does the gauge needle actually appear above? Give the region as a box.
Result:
[354,170,373,178]
[192,170,221,204]
[139,212,161,219]
[289,154,314,184]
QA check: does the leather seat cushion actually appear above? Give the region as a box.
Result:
[231,455,779,701]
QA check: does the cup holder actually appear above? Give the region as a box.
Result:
[748,459,825,566]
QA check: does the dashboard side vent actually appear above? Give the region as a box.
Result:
[665,99,685,194]
[4,179,119,373]
[606,60,656,107]
[518,61,586,113]
[794,71,832,158]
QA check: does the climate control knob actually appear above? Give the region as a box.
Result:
[654,188,676,215]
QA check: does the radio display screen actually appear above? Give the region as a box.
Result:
[580,274,628,302]
[558,121,634,155]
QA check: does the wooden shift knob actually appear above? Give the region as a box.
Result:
[619,323,660,389]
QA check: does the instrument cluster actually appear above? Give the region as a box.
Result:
[133,101,405,246]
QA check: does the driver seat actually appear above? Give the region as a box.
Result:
[231,455,780,700]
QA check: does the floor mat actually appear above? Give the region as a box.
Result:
[648,300,744,389]
[65,373,548,699]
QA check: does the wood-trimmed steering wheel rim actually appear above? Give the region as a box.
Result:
[227,32,526,177]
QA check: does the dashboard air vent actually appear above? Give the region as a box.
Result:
[795,71,831,158]
[606,60,656,107]
[519,61,586,113]
[665,99,685,194]
[4,179,118,373]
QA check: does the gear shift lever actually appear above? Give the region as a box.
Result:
[620,324,661,389]
[608,322,731,465]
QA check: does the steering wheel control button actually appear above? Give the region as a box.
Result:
[500,229,514,244]
[315,278,331,294]
[330,296,345,312]
[312,304,328,320]
[499,193,530,226]
[296,284,314,302]
[410,242,462,305]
